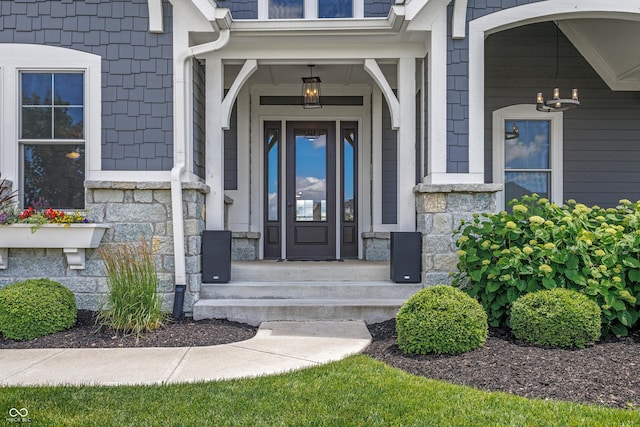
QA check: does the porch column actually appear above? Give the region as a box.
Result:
[205,57,225,230]
[397,56,416,231]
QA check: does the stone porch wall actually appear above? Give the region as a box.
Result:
[415,183,502,285]
[0,181,209,315]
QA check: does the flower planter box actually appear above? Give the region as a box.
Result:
[0,224,109,270]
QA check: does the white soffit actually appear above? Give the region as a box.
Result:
[559,18,640,91]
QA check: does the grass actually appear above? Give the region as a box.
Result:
[1,356,638,426]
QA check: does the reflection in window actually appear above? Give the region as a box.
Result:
[504,120,550,205]
[319,0,352,18]
[20,72,85,209]
[269,0,303,18]
[343,129,355,222]
[295,132,327,221]
[267,130,279,222]
[23,145,85,209]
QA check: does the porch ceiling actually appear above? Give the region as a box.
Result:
[559,18,640,91]
[224,63,397,88]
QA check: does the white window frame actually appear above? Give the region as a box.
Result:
[258,0,363,19]
[0,44,101,209]
[492,104,563,210]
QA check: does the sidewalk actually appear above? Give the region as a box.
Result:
[0,321,371,387]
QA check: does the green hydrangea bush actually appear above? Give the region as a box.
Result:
[510,288,601,348]
[396,285,488,355]
[0,278,77,340]
[453,194,640,336]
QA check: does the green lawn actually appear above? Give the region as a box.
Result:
[1,355,637,426]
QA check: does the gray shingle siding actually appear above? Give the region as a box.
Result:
[0,0,174,171]
[382,97,397,224]
[485,22,640,208]
[364,0,394,18]
[193,59,206,180]
[447,0,544,173]
[216,0,258,19]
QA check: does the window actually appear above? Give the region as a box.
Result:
[20,72,85,209]
[493,105,563,210]
[263,0,360,19]
[318,0,353,18]
[0,44,101,212]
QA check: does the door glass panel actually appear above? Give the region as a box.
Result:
[343,129,355,222]
[505,171,550,203]
[505,120,549,169]
[295,130,327,222]
[269,0,303,18]
[267,130,279,221]
[319,0,352,18]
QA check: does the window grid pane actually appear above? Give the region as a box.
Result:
[269,0,303,18]
[319,0,352,18]
[20,71,85,210]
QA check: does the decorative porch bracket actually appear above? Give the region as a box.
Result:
[364,59,400,130]
[452,0,468,39]
[147,0,163,33]
[221,59,258,130]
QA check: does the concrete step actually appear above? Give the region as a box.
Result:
[200,281,422,300]
[192,298,406,326]
[231,260,390,282]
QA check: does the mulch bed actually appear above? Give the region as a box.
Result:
[0,310,257,349]
[2,313,639,408]
[363,319,640,409]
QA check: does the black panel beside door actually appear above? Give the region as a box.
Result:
[286,122,336,260]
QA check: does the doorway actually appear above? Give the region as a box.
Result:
[263,120,358,260]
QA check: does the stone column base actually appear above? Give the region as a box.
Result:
[414,183,502,285]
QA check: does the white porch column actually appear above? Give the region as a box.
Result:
[397,56,416,231]
[424,7,449,184]
[205,56,225,230]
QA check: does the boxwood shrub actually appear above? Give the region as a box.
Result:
[396,285,488,355]
[453,194,640,336]
[0,278,77,340]
[510,288,601,348]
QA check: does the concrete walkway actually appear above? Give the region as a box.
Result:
[0,321,371,387]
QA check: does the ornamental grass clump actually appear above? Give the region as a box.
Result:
[97,240,167,337]
[510,288,601,348]
[0,279,76,340]
[453,194,640,336]
[396,285,488,355]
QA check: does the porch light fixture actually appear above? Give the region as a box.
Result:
[302,65,321,109]
[535,24,580,113]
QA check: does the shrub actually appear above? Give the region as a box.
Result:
[396,285,488,355]
[510,288,601,348]
[97,240,167,337]
[452,194,640,336]
[0,279,77,340]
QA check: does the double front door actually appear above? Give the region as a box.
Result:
[264,121,358,260]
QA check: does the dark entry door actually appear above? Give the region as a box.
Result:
[285,122,336,259]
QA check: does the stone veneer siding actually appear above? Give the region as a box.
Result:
[415,183,501,285]
[0,181,209,315]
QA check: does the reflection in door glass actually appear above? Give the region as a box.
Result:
[295,131,327,221]
[343,129,355,222]
[267,130,279,221]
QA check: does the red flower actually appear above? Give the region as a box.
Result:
[19,207,34,220]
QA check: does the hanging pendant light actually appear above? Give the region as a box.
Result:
[536,24,580,112]
[301,65,321,109]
